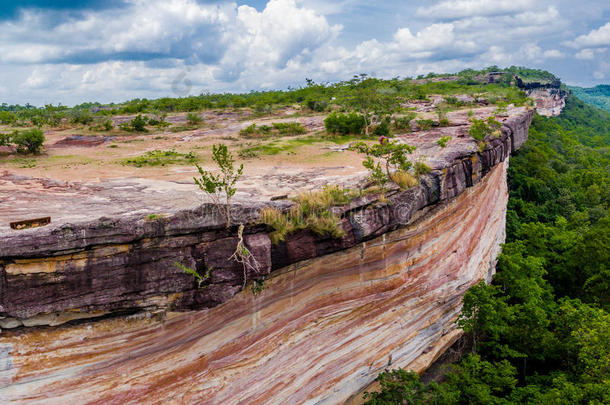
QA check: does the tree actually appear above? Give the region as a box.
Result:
[341,75,400,135]
[363,369,441,404]
[194,144,243,228]
[350,140,417,190]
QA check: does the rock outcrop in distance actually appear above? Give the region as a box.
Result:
[516,76,567,117]
[0,107,534,404]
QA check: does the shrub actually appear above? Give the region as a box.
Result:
[174,261,210,288]
[363,369,441,404]
[186,112,203,125]
[259,125,273,133]
[444,95,463,106]
[324,112,366,135]
[241,122,306,138]
[393,113,416,131]
[436,135,452,148]
[414,161,432,177]
[131,114,148,132]
[469,118,493,141]
[0,132,11,146]
[90,119,114,131]
[193,144,243,228]
[487,116,502,137]
[415,119,436,131]
[69,110,94,125]
[305,99,328,112]
[272,122,306,135]
[239,123,258,137]
[118,114,148,132]
[148,113,170,128]
[11,129,45,154]
[254,102,271,113]
[372,118,391,137]
[0,111,16,125]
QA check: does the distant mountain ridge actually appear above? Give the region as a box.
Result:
[568,84,610,112]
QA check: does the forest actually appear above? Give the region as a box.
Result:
[568,85,610,112]
[364,95,610,404]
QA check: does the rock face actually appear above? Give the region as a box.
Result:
[516,77,567,117]
[0,109,533,404]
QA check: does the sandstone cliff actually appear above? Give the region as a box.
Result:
[516,77,567,117]
[0,108,533,404]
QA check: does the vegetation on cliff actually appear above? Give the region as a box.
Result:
[365,95,610,404]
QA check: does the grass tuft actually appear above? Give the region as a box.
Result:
[390,171,419,189]
[259,185,352,243]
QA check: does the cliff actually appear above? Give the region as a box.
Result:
[0,107,533,404]
[516,77,567,117]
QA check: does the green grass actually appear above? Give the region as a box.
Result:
[238,142,295,158]
[168,124,202,132]
[123,149,197,167]
[145,213,165,221]
[9,158,37,168]
[288,133,369,145]
[238,133,370,159]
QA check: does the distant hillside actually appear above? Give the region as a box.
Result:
[569,84,610,112]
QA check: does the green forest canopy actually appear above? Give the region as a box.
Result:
[569,85,610,112]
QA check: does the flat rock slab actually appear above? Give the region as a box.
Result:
[0,106,530,238]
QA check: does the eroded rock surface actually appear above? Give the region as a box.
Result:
[517,78,567,117]
[0,160,509,404]
[0,107,533,404]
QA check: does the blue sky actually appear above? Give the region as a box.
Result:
[0,0,609,106]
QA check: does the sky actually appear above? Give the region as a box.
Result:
[0,0,609,106]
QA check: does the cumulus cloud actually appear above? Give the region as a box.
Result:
[214,0,341,81]
[0,0,339,71]
[416,0,533,20]
[565,22,610,48]
[1,0,608,105]
[0,0,233,65]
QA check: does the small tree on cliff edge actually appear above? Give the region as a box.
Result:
[194,144,243,228]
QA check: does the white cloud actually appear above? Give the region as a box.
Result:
[2,0,344,104]
[393,23,455,53]
[575,49,595,60]
[416,0,533,20]
[518,43,564,61]
[1,0,608,106]
[543,49,563,58]
[566,22,610,48]
[218,0,341,79]
[0,0,233,65]
[0,0,339,72]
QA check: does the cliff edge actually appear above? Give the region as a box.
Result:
[0,103,533,404]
